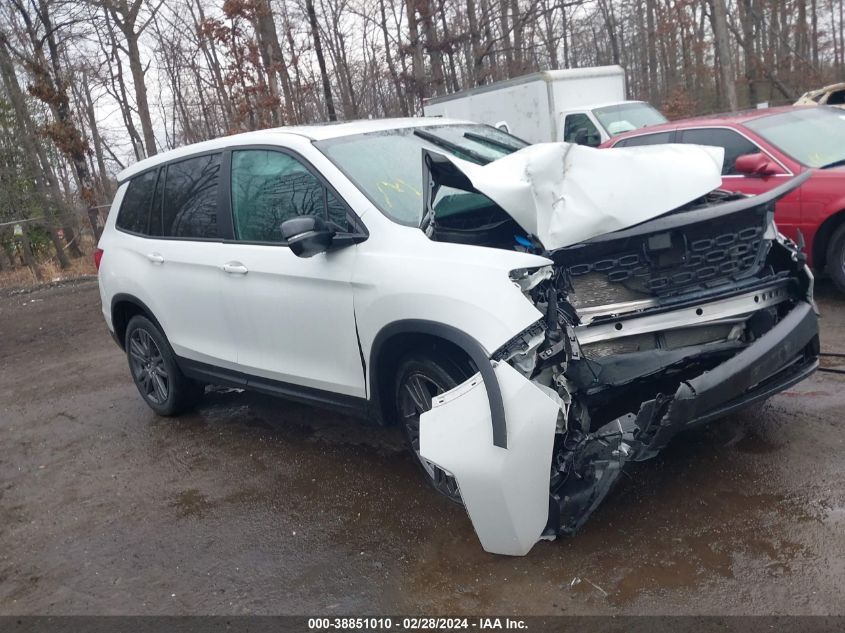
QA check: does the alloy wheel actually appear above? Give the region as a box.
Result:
[398,371,462,503]
[128,328,169,405]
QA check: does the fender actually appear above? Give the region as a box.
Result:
[109,293,166,350]
[368,319,508,449]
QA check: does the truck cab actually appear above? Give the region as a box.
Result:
[560,101,667,146]
[423,66,667,146]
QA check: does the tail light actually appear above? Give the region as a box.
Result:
[94,248,104,270]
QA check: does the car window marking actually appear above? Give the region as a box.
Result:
[377,178,421,209]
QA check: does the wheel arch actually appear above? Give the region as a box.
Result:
[110,294,165,350]
[812,208,845,271]
[368,320,508,449]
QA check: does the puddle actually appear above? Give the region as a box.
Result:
[170,488,213,518]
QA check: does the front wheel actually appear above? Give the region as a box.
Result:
[125,315,203,416]
[826,222,845,294]
[395,352,472,504]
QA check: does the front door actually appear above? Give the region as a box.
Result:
[218,148,366,398]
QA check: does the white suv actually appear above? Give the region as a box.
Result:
[97,118,818,555]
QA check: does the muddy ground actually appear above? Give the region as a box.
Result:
[0,278,843,615]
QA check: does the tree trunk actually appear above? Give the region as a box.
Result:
[192,0,235,129]
[124,31,157,156]
[646,0,658,102]
[840,0,844,73]
[379,0,408,113]
[740,0,758,106]
[252,0,288,125]
[466,0,484,84]
[304,0,336,120]
[419,0,445,95]
[510,0,524,73]
[18,231,43,282]
[80,72,112,199]
[710,0,738,110]
[498,0,514,75]
[405,0,426,106]
[598,0,621,65]
[104,0,160,156]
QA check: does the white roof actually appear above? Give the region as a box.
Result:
[585,99,646,110]
[424,65,625,105]
[117,116,472,182]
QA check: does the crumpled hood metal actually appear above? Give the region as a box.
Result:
[435,142,725,250]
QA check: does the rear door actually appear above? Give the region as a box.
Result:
[141,153,236,367]
[217,147,366,398]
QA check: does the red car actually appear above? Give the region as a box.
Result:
[601,106,845,291]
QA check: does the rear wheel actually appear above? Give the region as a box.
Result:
[827,222,845,294]
[125,315,203,416]
[395,352,472,504]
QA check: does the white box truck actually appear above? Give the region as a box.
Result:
[422,65,666,146]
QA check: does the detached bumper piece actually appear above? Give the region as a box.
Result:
[550,300,819,536]
[419,362,559,556]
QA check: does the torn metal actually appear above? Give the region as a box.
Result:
[420,143,819,556]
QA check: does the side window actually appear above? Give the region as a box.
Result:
[826,89,845,105]
[615,131,673,147]
[677,128,759,175]
[116,170,157,234]
[162,153,221,238]
[231,149,351,242]
[563,113,600,147]
[326,189,352,233]
[149,166,164,236]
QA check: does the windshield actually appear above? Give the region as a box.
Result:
[744,107,845,168]
[314,124,527,225]
[594,103,667,136]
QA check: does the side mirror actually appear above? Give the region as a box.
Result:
[573,128,589,145]
[573,128,600,148]
[735,152,785,177]
[281,216,336,258]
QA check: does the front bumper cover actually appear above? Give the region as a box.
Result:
[551,300,819,536]
[421,301,818,555]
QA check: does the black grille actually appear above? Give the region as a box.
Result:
[559,206,771,309]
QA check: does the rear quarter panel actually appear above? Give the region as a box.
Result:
[96,183,129,332]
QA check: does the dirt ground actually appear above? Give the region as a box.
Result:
[1,277,844,615]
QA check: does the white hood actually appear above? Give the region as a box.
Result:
[437,142,725,250]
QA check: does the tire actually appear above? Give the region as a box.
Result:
[826,222,845,294]
[394,351,472,504]
[125,315,204,416]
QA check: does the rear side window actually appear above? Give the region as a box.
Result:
[231,149,350,243]
[162,153,221,238]
[116,170,157,234]
[677,128,758,175]
[615,131,673,147]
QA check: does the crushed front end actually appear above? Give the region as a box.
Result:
[512,181,819,538]
[421,178,818,555]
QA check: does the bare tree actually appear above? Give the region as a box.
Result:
[305,0,337,120]
[93,0,163,157]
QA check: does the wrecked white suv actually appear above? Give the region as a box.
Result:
[97,118,819,556]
